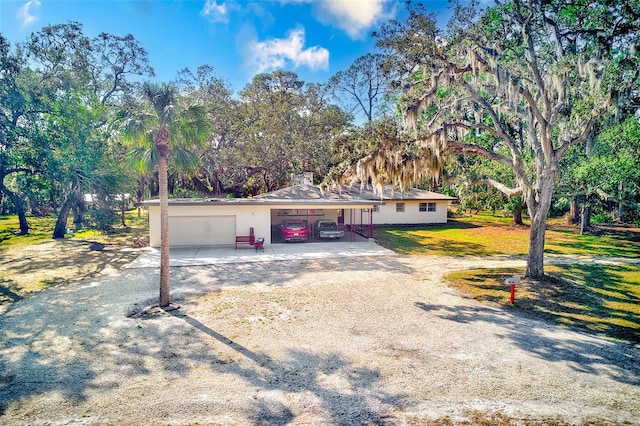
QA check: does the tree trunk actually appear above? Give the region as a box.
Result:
[618,181,624,221]
[0,179,29,234]
[526,210,547,279]
[524,174,556,279]
[72,192,86,231]
[191,176,215,197]
[121,193,127,227]
[512,202,524,226]
[53,191,75,239]
[72,205,83,230]
[158,146,171,308]
[149,172,159,197]
[137,177,146,219]
[567,196,580,224]
[580,203,591,235]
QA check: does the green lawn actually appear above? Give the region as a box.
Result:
[374,211,640,258]
[446,265,640,343]
[374,212,640,343]
[0,215,55,248]
[0,211,148,249]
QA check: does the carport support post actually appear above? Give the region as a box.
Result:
[350,209,355,242]
[309,210,315,239]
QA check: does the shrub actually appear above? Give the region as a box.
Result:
[87,206,118,231]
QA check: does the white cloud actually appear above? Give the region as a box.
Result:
[283,0,395,40]
[320,0,394,39]
[16,0,41,28]
[200,0,230,23]
[247,27,329,75]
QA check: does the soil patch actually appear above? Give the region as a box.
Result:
[1,255,638,425]
[0,239,143,310]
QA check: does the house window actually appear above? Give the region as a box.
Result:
[373,205,380,212]
[420,202,437,212]
[396,203,405,212]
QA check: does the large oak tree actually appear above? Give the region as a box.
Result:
[352,0,640,278]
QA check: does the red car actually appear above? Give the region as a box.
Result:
[281,220,308,242]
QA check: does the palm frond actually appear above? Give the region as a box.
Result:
[171,146,200,174]
[126,146,158,174]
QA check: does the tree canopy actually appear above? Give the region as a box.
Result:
[346,0,640,278]
[2,4,639,263]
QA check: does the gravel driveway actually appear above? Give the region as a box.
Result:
[1,254,639,425]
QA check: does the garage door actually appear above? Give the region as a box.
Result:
[169,216,236,246]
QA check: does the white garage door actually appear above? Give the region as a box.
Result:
[169,216,236,246]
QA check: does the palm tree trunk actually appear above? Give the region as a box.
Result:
[158,147,171,307]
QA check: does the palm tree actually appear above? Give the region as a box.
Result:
[124,82,209,308]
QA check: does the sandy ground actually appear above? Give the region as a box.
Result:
[1,254,639,425]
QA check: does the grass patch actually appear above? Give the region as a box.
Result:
[375,222,530,256]
[0,210,149,310]
[374,212,640,258]
[445,265,640,343]
[0,210,149,249]
[377,211,640,343]
[0,216,56,248]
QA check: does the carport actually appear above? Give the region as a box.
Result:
[257,184,381,244]
[267,204,377,244]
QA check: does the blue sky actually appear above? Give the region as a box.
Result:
[1,0,453,91]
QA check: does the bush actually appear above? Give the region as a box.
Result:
[591,212,612,224]
[86,206,118,231]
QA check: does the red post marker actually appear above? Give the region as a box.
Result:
[505,277,521,305]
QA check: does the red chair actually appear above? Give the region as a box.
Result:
[254,237,265,252]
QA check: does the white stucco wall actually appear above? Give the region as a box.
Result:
[148,204,272,247]
[372,200,449,225]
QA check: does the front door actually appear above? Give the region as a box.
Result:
[337,209,344,225]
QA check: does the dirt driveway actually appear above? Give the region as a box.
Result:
[1,254,639,425]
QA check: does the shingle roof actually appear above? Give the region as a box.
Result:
[256,184,456,202]
[139,184,455,206]
[255,184,358,200]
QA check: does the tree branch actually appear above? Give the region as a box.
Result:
[446,139,512,168]
[466,178,522,197]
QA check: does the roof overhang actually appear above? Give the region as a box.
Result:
[138,198,384,207]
